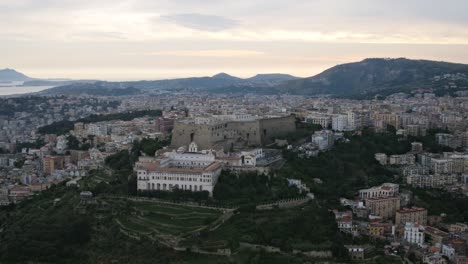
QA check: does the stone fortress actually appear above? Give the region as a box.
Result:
[170,114,296,150]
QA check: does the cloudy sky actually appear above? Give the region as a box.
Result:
[2,0,468,80]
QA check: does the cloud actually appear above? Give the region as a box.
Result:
[3,0,468,80]
[74,31,127,40]
[121,49,265,57]
[160,13,239,31]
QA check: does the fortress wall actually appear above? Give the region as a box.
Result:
[171,115,296,149]
[259,115,296,144]
[171,122,215,149]
[226,121,262,147]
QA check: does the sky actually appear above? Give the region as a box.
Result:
[2,0,468,80]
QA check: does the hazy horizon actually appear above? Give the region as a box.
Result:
[2,0,468,80]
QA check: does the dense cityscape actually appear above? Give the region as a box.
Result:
[0,85,466,263]
[2,1,468,263]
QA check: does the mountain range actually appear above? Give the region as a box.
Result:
[272,58,468,97]
[3,58,468,97]
[39,73,300,95]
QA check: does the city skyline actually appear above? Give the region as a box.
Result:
[2,0,468,80]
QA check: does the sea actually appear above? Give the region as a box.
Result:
[0,82,53,96]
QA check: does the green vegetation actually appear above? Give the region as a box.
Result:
[132,137,169,156]
[0,183,227,264]
[103,150,136,195]
[138,189,210,202]
[0,185,92,263]
[83,137,168,197]
[37,120,75,135]
[37,109,163,135]
[67,135,91,150]
[213,171,300,206]
[412,189,468,223]
[113,199,222,237]
[13,157,25,168]
[0,179,344,263]
[280,129,405,201]
[186,202,347,258]
[105,150,134,171]
[43,82,141,96]
[0,96,50,117]
[77,151,136,197]
[80,109,162,123]
[407,128,454,153]
[15,139,45,152]
[234,252,304,264]
[281,121,322,143]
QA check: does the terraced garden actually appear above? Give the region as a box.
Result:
[108,199,225,241]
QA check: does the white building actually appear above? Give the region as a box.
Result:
[441,244,456,261]
[311,130,334,150]
[332,114,348,131]
[431,158,453,175]
[86,123,109,136]
[347,111,361,131]
[423,253,448,264]
[56,135,68,154]
[388,154,415,165]
[359,183,399,199]
[375,153,388,165]
[406,174,457,189]
[135,142,222,196]
[239,148,264,167]
[404,222,425,246]
[435,133,457,148]
[194,114,256,125]
[333,210,353,233]
[306,114,331,128]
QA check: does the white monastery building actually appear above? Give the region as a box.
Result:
[135,142,222,196]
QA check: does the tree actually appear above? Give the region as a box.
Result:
[105,150,133,171]
[14,158,25,168]
[67,135,80,150]
[131,138,167,158]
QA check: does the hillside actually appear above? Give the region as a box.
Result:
[0,68,33,82]
[126,73,299,90]
[40,73,299,95]
[41,82,141,96]
[274,58,468,97]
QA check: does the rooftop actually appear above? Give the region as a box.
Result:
[397,207,427,213]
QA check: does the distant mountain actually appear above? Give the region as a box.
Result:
[39,58,468,98]
[41,73,300,95]
[0,68,33,82]
[247,73,299,82]
[41,82,141,96]
[273,58,468,97]
[0,68,97,89]
[212,72,242,81]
